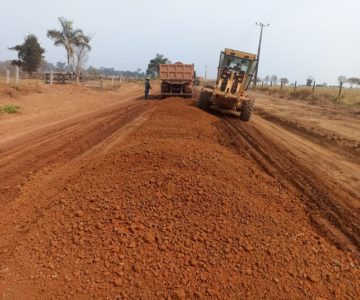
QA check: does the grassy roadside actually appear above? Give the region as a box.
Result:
[254,86,360,108]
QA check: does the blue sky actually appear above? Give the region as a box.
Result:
[0,0,359,84]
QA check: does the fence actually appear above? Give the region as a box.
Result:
[257,80,346,100]
[1,70,131,90]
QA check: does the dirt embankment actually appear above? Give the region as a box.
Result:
[0,83,143,143]
[251,91,360,156]
[0,88,359,299]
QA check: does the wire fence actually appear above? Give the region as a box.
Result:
[254,80,360,107]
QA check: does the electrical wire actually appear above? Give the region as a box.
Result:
[237,0,320,49]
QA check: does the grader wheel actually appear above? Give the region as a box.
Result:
[240,99,255,122]
[198,91,211,110]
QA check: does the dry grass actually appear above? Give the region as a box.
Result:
[255,85,360,108]
[0,77,144,93]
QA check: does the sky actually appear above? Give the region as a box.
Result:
[0,0,359,84]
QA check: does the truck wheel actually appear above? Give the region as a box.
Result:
[239,99,255,121]
[198,91,210,110]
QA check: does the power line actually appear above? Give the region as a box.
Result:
[253,22,270,87]
[239,0,319,49]
[237,0,299,47]
[266,0,319,25]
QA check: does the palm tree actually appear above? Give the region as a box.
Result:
[146,54,171,78]
[47,17,91,73]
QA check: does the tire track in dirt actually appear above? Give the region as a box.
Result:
[218,115,360,255]
[0,100,153,206]
[255,107,360,160]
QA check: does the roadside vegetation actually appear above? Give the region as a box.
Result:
[47,17,91,80]
[255,85,360,108]
[0,104,20,114]
[9,34,45,78]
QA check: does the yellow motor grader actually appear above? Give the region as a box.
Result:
[198,48,257,121]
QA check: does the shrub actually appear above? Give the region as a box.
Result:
[0,104,20,114]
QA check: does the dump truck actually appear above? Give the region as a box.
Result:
[198,48,258,121]
[159,62,194,98]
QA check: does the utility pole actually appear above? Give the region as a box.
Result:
[204,65,208,86]
[253,22,269,87]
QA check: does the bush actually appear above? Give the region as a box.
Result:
[0,104,20,114]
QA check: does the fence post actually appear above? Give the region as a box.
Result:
[112,75,114,86]
[100,76,103,89]
[6,69,10,84]
[270,81,273,87]
[120,75,122,83]
[294,81,297,92]
[280,81,283,90]
[312,81,315,94]
[50,71,54,85]
[261,81,264,88]
[338,81,343,99]
[15,66,19,85]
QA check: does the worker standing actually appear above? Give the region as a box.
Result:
[145,77,152,99]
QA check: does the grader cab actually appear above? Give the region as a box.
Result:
[198,48,257,121]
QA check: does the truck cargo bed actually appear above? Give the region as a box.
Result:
[159,63,194,97]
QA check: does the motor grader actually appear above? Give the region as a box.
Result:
[198,48,257,121]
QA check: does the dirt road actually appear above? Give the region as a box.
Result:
[0,85,359,299]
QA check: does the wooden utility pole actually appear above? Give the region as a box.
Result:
[204,65,208,86]
[15,66,19,85]
[253,22,270,87]
[338,81,343,99]
[6,69,10,84]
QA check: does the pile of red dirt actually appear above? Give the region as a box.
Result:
[0,99,359,299]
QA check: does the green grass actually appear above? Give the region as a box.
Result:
[0,104,20,114]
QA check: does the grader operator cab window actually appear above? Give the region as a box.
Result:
[219,52,251,72]
[228,59,250,72]
[217,52,254,85]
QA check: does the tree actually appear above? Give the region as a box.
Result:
[87,66,101,77]
[280,77,289,85]
[39,60,56,72]
[56,61,66,71]
[146,54,170,78]
[337,75,347,85]
[9,34,45,78]
[271,75,278,85]
[47,17,91,73]
[72,36,91,81]
[306,76,314,86]
[348,77,360,88]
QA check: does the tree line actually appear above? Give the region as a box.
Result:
[259,75,360,88]
[5,16,166,80]
[337,76,360,88]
